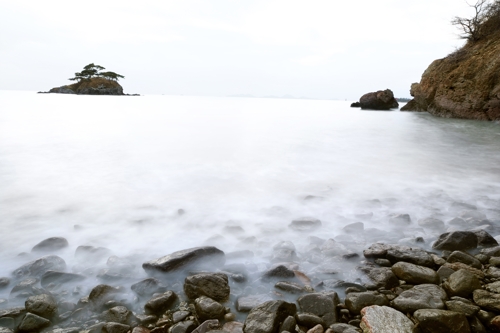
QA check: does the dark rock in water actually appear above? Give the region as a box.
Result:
[103,322,131,333]
[17,313,51,332]
[184,273,230,302]
[41,271,86,288]
[359,266,399,290]
[236,295,273,312]
[0,307,27,327]
[473,230,499,248]
[192,319,220,333]
[75,246,112,263]
[10,278,40,298]
[418,217,445,231]
[170,320,197,333]
[446,251,482,269]
[388,213,411,226]
[144,291,178,316]
[89,284,121,311]
[0,278,10,289]
[481,246,500,257]
[391,284,447,313]
[350,102,361,108]
[143,247,225,275]
[432,231,478,251]
[359,89,399,110]
[413,309,470,333]
[444,269,482,298]
[474,290,500,312]
[289,218,322,231]
[13,255,66,278]
[243,300,296,333]
[274,281,308,294]
[363,243,392,259]
[25,294,58,320]
[385,246,434,267]
[263,265,295,281]
[445,298,480,317]
[49,78,125,96]
[360,305,414,333]
[31,237,69,253]
[194,296,225,321]
[297,292,339,327]
[391,262,439,285]
[131,278,167,297]
[345,292,389,315]
[295,313,324,328]
[101,306,132,325]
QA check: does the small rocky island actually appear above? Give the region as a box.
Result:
[40,63,138,96]
[350,89,399,110]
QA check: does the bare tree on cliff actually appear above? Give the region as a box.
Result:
[452,0,500,41]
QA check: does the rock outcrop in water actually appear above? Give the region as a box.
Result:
[46,77,126,95]
[352,89,399,110]
[401,19,500,120]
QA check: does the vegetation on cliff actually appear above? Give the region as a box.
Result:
[402,0,500,120]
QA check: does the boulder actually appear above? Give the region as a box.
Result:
[25,294,58,320]
[142,247,225,274]
[360,305,414,333]
[385,247,434,267]
[274,281,308,294]
[263,265,295,280]
[359,267,399,290]
[170,320,197,333]
[289,218,322,231]
[329,324,360,333]
[131,278,167,297]
[391,284,447,313]
[184,273,230,301]
[297,292,339,327]
[31,237,69,253]
[102,322,130,333]
[432,231,478,251]
[101,306,132,325]
[12,255,66,278]
[473,230,499,248]
[295,313,324,328]
[40,271,86,288]
[391,262,439,285]
[194,296,225,321]
[446,251,482,269]
[358,89,399,110]
[236,295,273,312]
[418,217,445,231]
[17,313,51,332]
[413,309,470,333]
[278,316,296,333]
[88,284,121,311]
[473,290,500,312]
[344,292,388,315]
[443,269,482,298]
[192,320,220,333]
[243,300,297,333]
[350,102,361,108]
[445,298,480,317]
[49,78,125,96]
[144,291,178,316]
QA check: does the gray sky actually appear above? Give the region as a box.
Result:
[1,0,472,99]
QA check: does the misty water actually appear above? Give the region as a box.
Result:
[1,90,500,308]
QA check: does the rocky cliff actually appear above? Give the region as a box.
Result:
[48,77,124,95]
[401,30,500,120]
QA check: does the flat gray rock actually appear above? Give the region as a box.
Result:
[391,284,447,313]
[391,262,439,285]
[345,292,388,315]
[143,246,225,274]
[432,231,478,252]
[297,292,339,326]
[413,309,470,333]
[243,300,296,333]
[184,273,230,301]
[12,255,66,278]
[443,269,482,298]
[360,305,414,333]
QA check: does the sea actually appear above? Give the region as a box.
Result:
[1,90,500,303]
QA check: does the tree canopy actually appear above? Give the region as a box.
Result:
[69,63,125,82]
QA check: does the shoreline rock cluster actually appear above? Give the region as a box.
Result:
[350,89,399,111]
[37,78,139,96]
[2,223,500,333]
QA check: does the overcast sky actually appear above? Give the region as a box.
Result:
[0,0,473,99]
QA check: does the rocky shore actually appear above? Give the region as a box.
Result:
[2,203,500,333]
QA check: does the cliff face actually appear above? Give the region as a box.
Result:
[49,78,124,95]
[402,31,500,120]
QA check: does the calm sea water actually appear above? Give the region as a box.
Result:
[1,90,500,290]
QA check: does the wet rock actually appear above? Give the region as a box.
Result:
[275,281,308,294]
[360,305,414,332]
[473,230,498,248]
[289,218,322,232]
[170,321,197,333]
[10,278,40,298]
[359,267,399,290]
[0,307,26,328]
[131,278,167,297]
[443,269,482,298]
[0,278,10,290]
[223,321,244,333]
[345,292,388,315]
[473,290,500,312]
[363,244,392,259]
[195,296,225,321]
[413,309,470,333]
[0,328,13,333]
[31,237,69,253]
[432,231,478,251]
[263,265,295,280]
[101,306,131,325]
[485,281,500,293]
[102,322,130,333]
[445,298,480,317]
[320,239,349,257]
[236,295,273,312]
[329,323,360,333]
[359,89,399,110]
[446,251,482,269]
[184,273,230,301]
[18,313,51,332]
[89,284,121,311]
[418,217,445,231]
[443,262,484,279]
[306,324,323,333]
[192,319,220,333]
[143,247,225,275]
[391,262,439,285]
[41,271,86,288]
[25,294,58,320]
[342,223,364,234]
[172,310,190,323]
[468,315,486,333]
[278,316,296,333]
[12,255,66,278]
[385,247,434,267]
[243,300,297,333]
[391,284,447,313]
[295,313,324,328]
[437,266,455,282]
[144,291,178,316]
[75,246,112,263]
[481,245,500,257]
[388,214,411,226]
[297,292,339,327]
